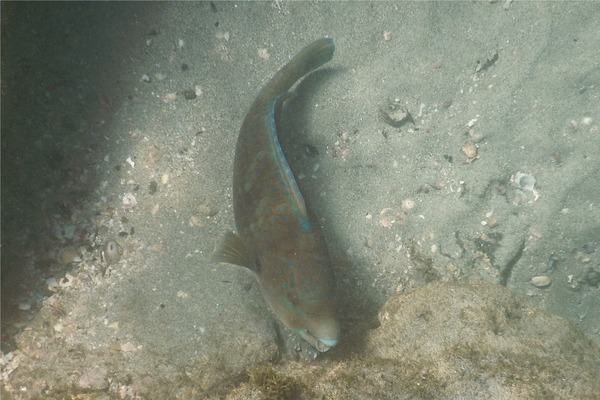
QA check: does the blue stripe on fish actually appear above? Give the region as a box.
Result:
[266,107,313,233]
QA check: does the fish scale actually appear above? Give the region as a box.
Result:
[213,38,339,352]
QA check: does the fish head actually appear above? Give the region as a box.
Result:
[258,249,340,352]
[296,311,340,352]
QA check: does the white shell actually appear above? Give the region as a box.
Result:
[512,172,536,191]
[531,275,552,288]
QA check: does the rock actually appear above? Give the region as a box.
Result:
[222,282,600,399]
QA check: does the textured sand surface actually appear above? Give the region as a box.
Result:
[2,2,599,398]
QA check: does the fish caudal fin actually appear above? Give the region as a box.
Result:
[262,38,335,98]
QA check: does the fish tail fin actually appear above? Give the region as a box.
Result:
[262,38,335,97]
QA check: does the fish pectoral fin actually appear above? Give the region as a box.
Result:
[211,231,255,270]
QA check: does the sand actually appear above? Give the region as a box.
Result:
[1,2,599,398]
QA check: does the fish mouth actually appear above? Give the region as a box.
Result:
[318,337,338,348]
[298,329,338,352]
[315,337,338,352]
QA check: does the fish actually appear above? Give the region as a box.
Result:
[213,38,339,352]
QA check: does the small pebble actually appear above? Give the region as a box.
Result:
[63,225,76,240]
[402,199,415,210]
[182,90,197,100]
[531,275,552,288]
[46,277,59,290]
[486,218,498,228]
[59,273,75,288]
[126,156,135,168]
[583,267,600,287]
[122,193,138,212]
[105,240,121,265]
[164,92,177,102]
[258,48,270,60]
[57,247,79,265]
[149,180,158,194]
[461,141,478,159]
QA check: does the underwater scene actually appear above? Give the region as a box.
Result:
[1,2,599,399]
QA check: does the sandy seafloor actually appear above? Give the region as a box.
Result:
[1,1,600,399]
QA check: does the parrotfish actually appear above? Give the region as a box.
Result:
[213,38,339,352]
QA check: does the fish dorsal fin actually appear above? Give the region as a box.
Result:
[270,94,308,218]
[211,231,257,272]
